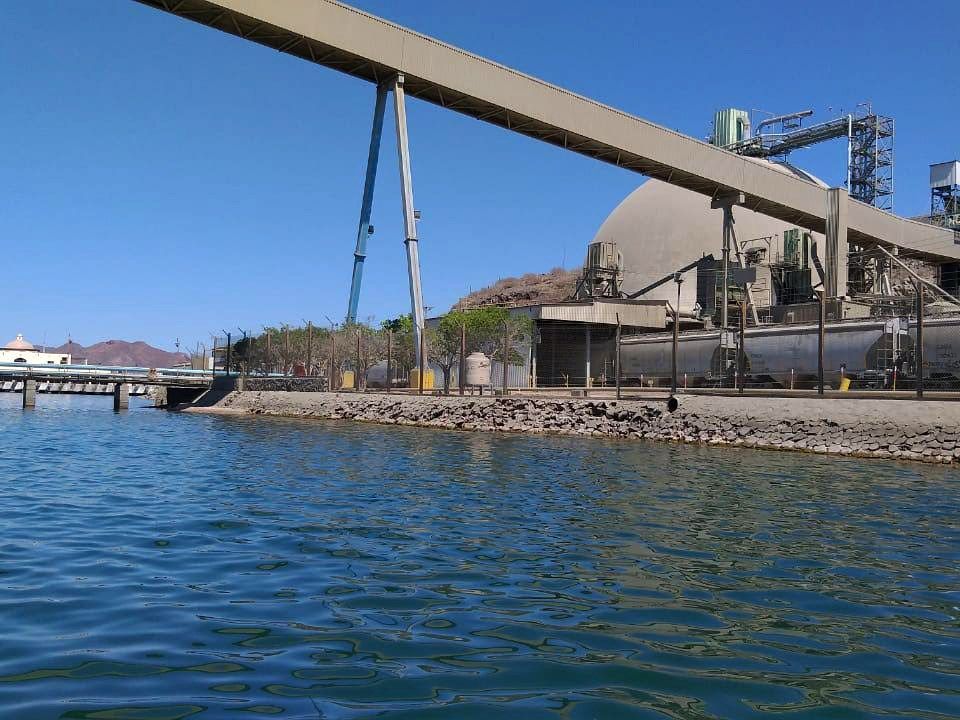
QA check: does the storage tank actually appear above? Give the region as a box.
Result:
[712,108,750,147]
[465,352,491,386]
[366,360,389,388]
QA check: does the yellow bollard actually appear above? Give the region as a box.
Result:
[839,377,851,392]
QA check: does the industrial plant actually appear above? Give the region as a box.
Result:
[463,106,960,390]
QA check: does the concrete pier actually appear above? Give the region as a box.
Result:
[113,383,130,411]
[22,379,36,409]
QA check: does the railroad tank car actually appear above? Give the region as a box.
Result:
[620,315,960,389]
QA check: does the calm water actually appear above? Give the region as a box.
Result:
[0,395,958,720]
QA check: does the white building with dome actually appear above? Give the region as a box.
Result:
[0,335,71,365]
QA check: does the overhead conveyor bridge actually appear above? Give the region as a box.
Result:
[134,0,960,261]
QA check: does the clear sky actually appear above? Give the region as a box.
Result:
[1,1,957,351]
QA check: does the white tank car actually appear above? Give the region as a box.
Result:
[621,315,960,389]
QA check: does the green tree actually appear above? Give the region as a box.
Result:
[428,308,532,394]
[380,313,416,381]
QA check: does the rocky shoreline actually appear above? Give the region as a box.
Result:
[186,391,960,465]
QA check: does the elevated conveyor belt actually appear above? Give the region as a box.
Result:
[134,0,960,260]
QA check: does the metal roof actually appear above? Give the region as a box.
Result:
[519,300,666,329]
[134,0,960,260]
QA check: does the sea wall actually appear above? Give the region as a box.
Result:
[239,377,328,392]
[188,391,960,465]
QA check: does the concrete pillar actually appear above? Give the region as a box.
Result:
[22,378,36,409]
[113,383,130,411]
[825,188,849,298]
[153,386,168,408]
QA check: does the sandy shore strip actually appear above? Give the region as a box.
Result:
[182,390,960,465]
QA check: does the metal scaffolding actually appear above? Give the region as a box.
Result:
[848,111,894,211]
[723,107,894,211]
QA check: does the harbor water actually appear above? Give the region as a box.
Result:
[0,395,957,719]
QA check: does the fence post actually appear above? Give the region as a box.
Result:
[225,332,232,378]
[739,300,746,394]
[817,290,825,395]
[330,333,336,392]
[356,329,362,391]
[459,323,466,396]
[615,313,621,401]
[916,283,925,399]
[266,332,272,374]
[502,323,509,396]
[306,321,313,376]
[671,303,679,395]
[386,329,393,393]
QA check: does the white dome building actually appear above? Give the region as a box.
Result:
[0,334,71,365]
[591,162,827,314]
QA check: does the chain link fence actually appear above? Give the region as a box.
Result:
[209,311,533,395]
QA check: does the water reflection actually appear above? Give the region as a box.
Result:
[0,395,956,718]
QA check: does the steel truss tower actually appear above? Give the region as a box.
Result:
[932,185,960,228]
[848,112,894,211]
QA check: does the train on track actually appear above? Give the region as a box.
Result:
[621,315,960,389]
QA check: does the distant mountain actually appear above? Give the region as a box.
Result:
[51,340,189,368]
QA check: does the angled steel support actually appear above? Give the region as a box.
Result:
[346,81,389,324]
[393,74,426,368]
[711,191,745,331]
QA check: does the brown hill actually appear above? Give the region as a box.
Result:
[454,267,579,310]
[52,340,188,368]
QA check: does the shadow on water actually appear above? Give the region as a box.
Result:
[0,395,957,718]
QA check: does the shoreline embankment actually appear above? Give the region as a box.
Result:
[184,390,960,465]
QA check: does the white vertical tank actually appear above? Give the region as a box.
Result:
[465,352,491,386]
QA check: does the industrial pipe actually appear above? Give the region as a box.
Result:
[755,109,813,136]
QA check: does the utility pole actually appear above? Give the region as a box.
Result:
[615,313,622,401]
[738,300,746,394]
[306,321,313,376]
[671,302,679,396]
[672,271,683,395]
[225,332,232,377]
[817,290,825,395]
[916,283,925,399]
[386,329,393,393]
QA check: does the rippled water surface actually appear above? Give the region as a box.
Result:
[0,394,958,719]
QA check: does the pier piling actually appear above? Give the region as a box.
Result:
[113,383,130,412]
[22,378,36,409]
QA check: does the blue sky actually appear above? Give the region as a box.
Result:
[1,1,957,351]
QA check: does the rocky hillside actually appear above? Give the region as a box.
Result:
[454,267,579,310]
[52,340,188,368]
